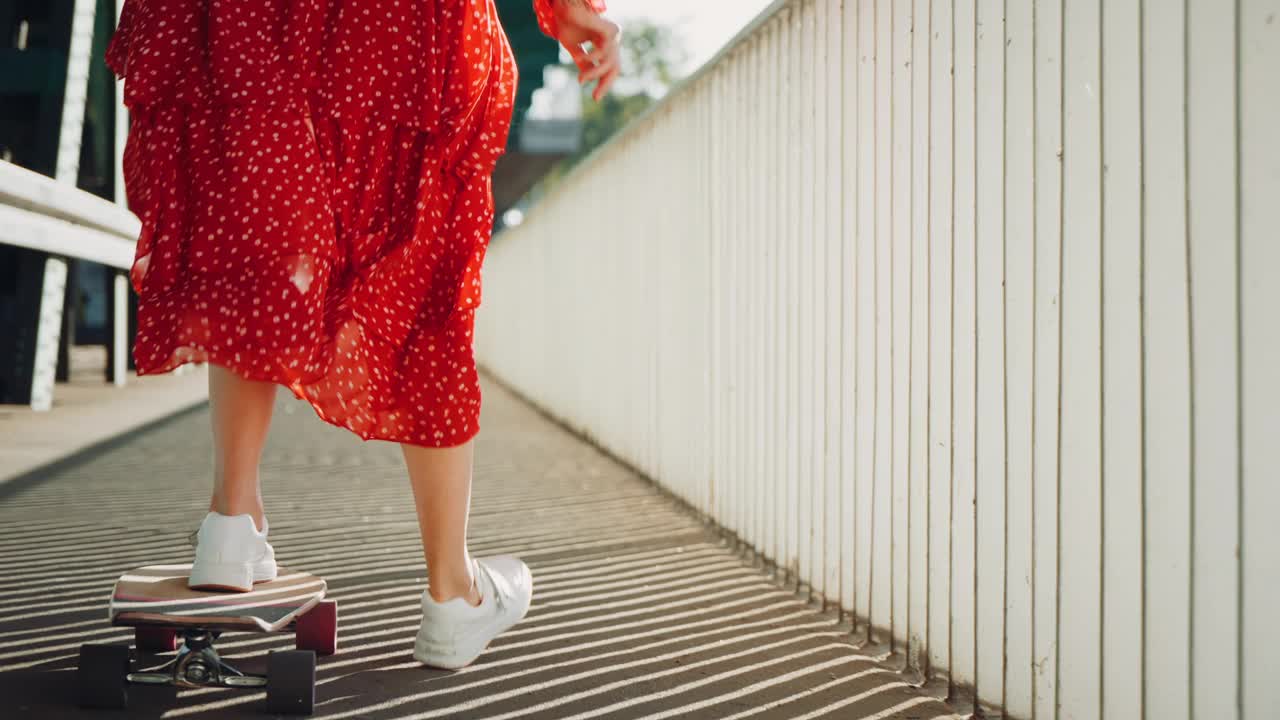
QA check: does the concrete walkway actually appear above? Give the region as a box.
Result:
[0,347,208,486]
[0,373,959,719]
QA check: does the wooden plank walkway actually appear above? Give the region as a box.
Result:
[0,374,958,719]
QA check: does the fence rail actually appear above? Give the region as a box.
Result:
[0,160,138,269]
[476,1,1280,717]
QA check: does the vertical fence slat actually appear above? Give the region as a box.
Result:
[1058,0,1104,714]
[1142,2,1194,716]
[974,0,1007,708]
[1031,1,1064,716]
[783,6,799,579]
[807,0,829,603]
[951,0,979,695]
[768,16,784,575]
[731,47,744,541]
[907,0,932,675]
[754,29,770,573]
[1186,1,1241,716]
[799,0,818,593]
[824,0,847,615]
[1239,1,1279,717]
[764,16,780,573]
[716,53,727,525]
[855,0,878,631]
[750,35,765,572]
[872,0,895,640]
[841,0,860,619]
[890,0,914,651]
[1003,0,1036,714]
[1099,2,1145,717]
[926,0,955,686]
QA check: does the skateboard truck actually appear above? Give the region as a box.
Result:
[79,631,317,714]
[127,629,267,689]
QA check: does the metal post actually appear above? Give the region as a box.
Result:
[113,0,127,208]
[30,258,68,411]
[111,271,127,386]
[110,0,133,382]
[30,0,100,410]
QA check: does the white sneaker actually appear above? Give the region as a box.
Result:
[187,511,278,592]
[414,555,533,670]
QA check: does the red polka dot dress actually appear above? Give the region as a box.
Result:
[104,0,582,447]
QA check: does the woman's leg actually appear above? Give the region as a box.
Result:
[208,363,276,532]
[402,440,483,607]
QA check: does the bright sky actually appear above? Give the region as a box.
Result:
[603,0,775,74]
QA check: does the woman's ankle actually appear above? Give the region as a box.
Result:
[428,569,482,606]
[208,496,266,532]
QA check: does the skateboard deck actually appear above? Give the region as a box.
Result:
[109,564,326,633]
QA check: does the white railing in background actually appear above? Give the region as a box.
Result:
[476,1,1279,718]
[0,159,140,393]
[0,160,140,269]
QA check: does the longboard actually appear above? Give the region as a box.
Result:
[79,563,338,716]
[109,564,326,633]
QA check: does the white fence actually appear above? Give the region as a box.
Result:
[476,1,1279,717]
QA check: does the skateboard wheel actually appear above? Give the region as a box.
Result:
[295,600,338,656]
[77,643,129,710]
[135,626,178,653]
[265,649,316,715]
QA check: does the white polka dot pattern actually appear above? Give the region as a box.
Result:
[104,0,519,447]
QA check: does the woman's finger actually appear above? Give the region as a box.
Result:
[586,57,616,98]
[578,58,607,84]
[577,40,616,80]
[565,42,594,72]
[579,53,615,82]
[581,35,615,66]
[592,64,619,101]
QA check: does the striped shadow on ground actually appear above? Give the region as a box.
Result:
[0,374,958,719]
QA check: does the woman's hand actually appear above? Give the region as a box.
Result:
[552,0,620,101]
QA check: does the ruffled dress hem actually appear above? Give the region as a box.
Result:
[138,348,482,448]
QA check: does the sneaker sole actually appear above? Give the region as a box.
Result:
[188,561,278,592]
[414,564,533,670]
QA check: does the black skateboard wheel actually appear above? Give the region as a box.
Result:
[295,600,338,656]
[265,649,316,715]
[135,626,179,653]
[77,643,130,710]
